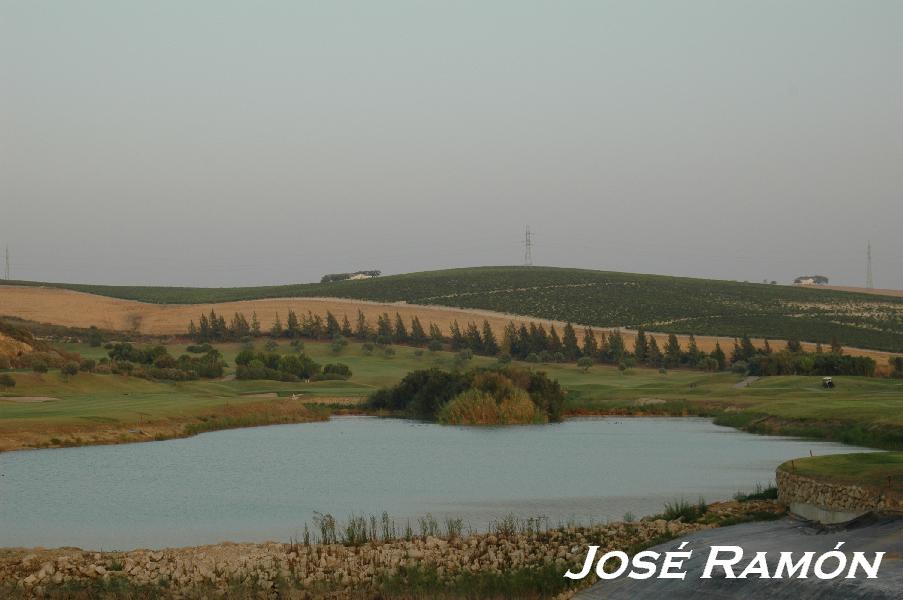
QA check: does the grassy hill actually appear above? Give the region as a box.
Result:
[4,266,903,352]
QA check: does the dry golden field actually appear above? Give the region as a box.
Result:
[0,285,895,368]
[818,285,903,298]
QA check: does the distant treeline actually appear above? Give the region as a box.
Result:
[368,366,565,425]
[186,310,882,377]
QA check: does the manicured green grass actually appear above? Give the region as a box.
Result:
[0,341,498,428]
[4,339,903,449]
[5,265,903,351]
[779,452,903,491]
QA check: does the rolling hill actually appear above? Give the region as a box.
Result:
[3,266,902,352]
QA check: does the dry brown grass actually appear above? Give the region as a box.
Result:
[817,285,903,298]
[0,398,327,453]
[0,285,895,368]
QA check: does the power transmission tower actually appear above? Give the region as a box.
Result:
[866,241,874,289]
[523,226,534,266]
[4,246,9,281]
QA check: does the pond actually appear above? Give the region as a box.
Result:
[0,416,872,549]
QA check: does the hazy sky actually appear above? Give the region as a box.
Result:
[2,1,901,288]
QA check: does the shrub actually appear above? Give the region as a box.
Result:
[731,360,748,374]
[322,363,352,379]
[891,356,903,378]
[0,355,10,370]
[661,497,708,522]
[186,343,212,354]
[79,358,97,372]
[577,357,593,372]
[437,389,502,425]
[0,373,15,388]
[32,360,48,374]
[61,362,79,378]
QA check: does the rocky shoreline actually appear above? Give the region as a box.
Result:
[0,501,782,599]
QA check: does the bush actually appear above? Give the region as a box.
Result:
[577,357,593,372]
[0,355,10,370]
[323,363,352,379]
[0,373,15,388]
[891,356,903,378]
[731,360,748,374]
[369,366,564,424]
[661,497,708,522]
[79,358,97,372]
[186,343,213,354]
[61,362,79,378]
[32,361,48,374]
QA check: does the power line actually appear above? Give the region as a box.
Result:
[866,241,874,289]
[523,225,533,266]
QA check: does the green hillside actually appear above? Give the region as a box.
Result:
[4,266,903,352]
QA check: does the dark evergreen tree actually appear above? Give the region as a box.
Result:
[325,311,342,337]
[464,322,483,353]
[341,314,353,337]
[270,313,283,338]
[548,325,563,354]
[310,313,326,339]
[251,312,261,336]
[740,334,757,361]
[394,313,408,342]
[607,330,626,363]
[428,322,443,341]
[531,324,549,356]
[449,321,465,350]
[410,317,427,345]
[664,333,681,368]
[286,310,301,338]
[562,322,580,360]
[377,313,392,340]
[481,320,499,355]
[730,339,744,364]
[633,327,648,363]
[354,310,370,340]
[198,314,210,342]
[646,336,663,367]
[501,322,518,356]
[582,328,598,358]
[685,334,701,366]
[516,324,531,359]
[711,342,726,371]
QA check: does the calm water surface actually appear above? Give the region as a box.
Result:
[0,416,871,549]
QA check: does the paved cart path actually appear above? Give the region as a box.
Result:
[576,516,903,600]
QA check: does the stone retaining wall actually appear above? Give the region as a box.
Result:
[777,467,903,523]
[0,501,779,598]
